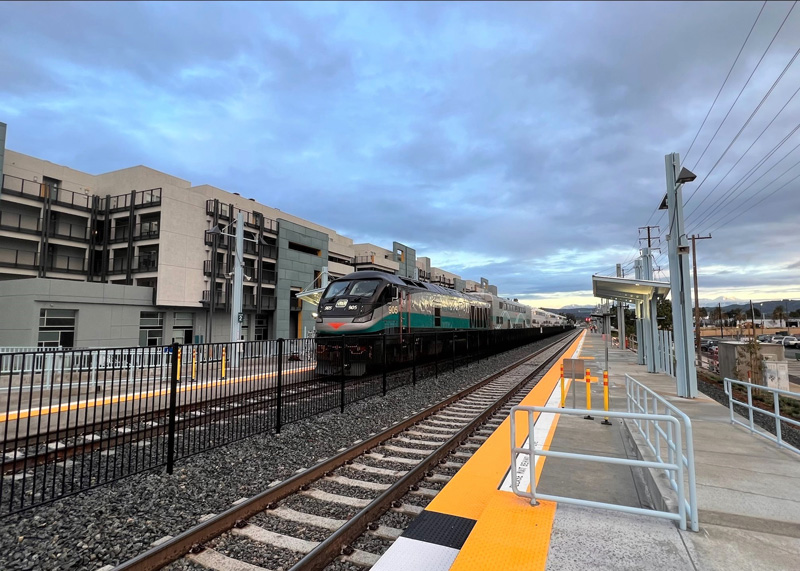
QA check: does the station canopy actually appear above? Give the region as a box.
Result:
[591,275,671,305]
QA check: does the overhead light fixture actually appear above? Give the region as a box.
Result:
[676,166,697,184]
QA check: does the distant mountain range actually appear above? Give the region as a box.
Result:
[549,299,798,320]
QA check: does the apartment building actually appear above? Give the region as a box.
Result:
[0,145,481,349]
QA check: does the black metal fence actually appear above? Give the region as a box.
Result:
[0,326,571,515]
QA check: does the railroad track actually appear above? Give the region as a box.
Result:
[112,331,578,571]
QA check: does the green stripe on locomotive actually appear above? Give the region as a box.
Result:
[357,313,473,334]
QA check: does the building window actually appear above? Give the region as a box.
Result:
[434,307,441,327]
[173,312,194,344]
[288,241,320,256]
[38,309,76,348]
[139,311,164,346]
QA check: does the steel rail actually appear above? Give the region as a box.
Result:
[112,331,577,571]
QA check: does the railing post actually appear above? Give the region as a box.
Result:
[276,339,284,433]
[382,333,387,396]
[774,391,783,448]
[411,333,417,385]
[747,384,754,433]
[166,342,180,475]
[340,336,346,413]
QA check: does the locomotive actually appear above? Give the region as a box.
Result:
[313,271,559,375]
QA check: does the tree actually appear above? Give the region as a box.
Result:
[751,307,762,318]
[699,307,708,318]
[735,309,747,326]
[710,306,723,324]
[657,299,673,330]
[772,305,786,327]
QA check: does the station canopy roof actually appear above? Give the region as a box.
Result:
[592,275,671,305]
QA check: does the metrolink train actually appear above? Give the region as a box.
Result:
[313,271,567,375]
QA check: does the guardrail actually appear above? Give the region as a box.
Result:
[625,374,698,531]
[510,404,697,531]
[723,377,800,455]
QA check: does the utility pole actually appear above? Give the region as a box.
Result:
[638,225,661,249]
[719,302,723,338]
[690,234,712,363]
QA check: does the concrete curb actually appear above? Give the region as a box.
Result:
[621,418,680,517]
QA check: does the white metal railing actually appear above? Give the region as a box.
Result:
[0,347,167,375]
[723,377,800,455]
[510,405,697,531]
[625,374,698,531]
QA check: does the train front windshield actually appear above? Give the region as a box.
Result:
[322,279,381,300]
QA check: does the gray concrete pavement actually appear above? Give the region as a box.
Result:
[542,330,800,570]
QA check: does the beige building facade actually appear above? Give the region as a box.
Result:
[0,145,501,349]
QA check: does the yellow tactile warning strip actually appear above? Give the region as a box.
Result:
[0,364,316,423]
[449,493,556,571]
[416,331,585,569]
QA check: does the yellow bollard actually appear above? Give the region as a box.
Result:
[601,370,612,425]
[222,347,227,379]
[192,347,197,381]
[584,367,594,420]
[560,363,565,408]
[177,347,182,380]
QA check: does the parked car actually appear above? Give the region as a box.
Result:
[757,334,772,342]
[770,336,785,344]
[782,336,798,348]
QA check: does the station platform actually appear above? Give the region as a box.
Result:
[372,330,800,570]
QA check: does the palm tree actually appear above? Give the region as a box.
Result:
[773,305,786,328]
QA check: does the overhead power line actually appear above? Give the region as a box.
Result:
[682,1,767,164]
[685,1,797,199]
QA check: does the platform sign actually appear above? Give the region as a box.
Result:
[563,358,584,409]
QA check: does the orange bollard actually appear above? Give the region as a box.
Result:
[192,347,197,381]
[584,368,594,420]
[177,347,182,380]
[601,370,611,425]
[560,363,565,408]
[222,346,227,379]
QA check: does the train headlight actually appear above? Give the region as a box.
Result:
[353,312,373,323]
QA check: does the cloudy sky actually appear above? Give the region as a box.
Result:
[2,1,799,309]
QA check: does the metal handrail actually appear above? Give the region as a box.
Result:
[510,404,696,531]
[723,377,800,455]
[625,374,698,531]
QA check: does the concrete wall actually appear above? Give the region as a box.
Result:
[392,242,417,279]
[0,278,156,347]
[275,219,328,339]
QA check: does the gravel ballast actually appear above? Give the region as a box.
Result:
[0,334,572,570]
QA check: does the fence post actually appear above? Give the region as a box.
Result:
[166,342,180,475]
[276,339,284,433]
[382,333,387,396]
[340,336,346,413]
[411,333,417,385]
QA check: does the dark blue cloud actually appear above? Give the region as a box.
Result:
[2,1,799,306]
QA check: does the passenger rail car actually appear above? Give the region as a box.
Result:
[313,271,562,376]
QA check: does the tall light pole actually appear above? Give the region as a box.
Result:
[660,152,698,398]
[205,211,266,368]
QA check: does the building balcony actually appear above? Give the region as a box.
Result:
[201,289,226,308]
[107,255,158,275]
[50,223,89,242]
[0,211,42,236]
[260,295,277,311]
[102,188,162,212]
[0,247,38,270]
[47,254,87,274]
[2,174,92,211]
